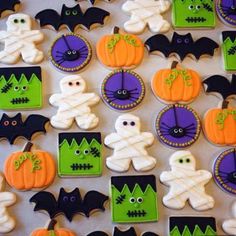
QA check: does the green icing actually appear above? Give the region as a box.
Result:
[0,73,42,110]
[216,110,236,129]
[165,69,192,88]
[222,37,236,71]
[58,137,102,177]
[170,225,216,236]
[172,0,215,28]
[111,184,158,223]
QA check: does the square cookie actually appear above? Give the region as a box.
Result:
[58,132,102,177]
[110,175,158,223]
[0,67,42,110]
[172,0,215,28]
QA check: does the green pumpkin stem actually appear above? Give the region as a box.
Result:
[47,219,57,231]
[113,26,120,34]
[23,142,33,152]
[171,61,179,69]
[222,100,229,109]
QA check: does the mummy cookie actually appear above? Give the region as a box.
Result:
[0,14,44,64]
[203,74,236,146]
[172,0,215,28]
[155,104,201,149]
[49,75,100,130]
[4,142,56,191]
[222,31,236,71]
[216,0,236,27]
[152,61,201,104]
[222,202,236,235]
[122,0,171,34]
[104,114,156,172]
[0,173,16,233]
[110,175,158,223]
[49,34,92,73]
[0,0,20,18]
[58,132,102,177]
[170,216,217,236]
[160,151,215,211]
[213,148,236,195]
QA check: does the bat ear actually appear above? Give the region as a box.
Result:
[14,113,22,120]
[59,188,67,195]
[1,113,9,121]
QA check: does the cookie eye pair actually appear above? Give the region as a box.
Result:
[68,81,80,86]
[65,10,78,16]
[123,121,136,126]
[117,90,127,95]
[75,149,90,155]
[177,38,190,44]
[14,86,28,91]
[178,158,191,164]
[63,196,76,202]
[4,120,17,126]
[67,50,77,55]
[174,128,183,133]
[129,197,143,204]
[13,19,26,24]
[189,5,201,11]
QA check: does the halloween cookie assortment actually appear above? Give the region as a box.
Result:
[0,0,234,235]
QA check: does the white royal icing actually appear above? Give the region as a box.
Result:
[0,174,16,233]
[223,202,236,235]
[160,150,215,211]
[104,114,156,172]
[122,0,171,34]
[0,14,44,64]
[49,75,100,130]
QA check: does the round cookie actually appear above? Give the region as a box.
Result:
[101,70,145,111]
[155,104,201,149]
[213,148,236,195]
[216,0,236,27]
[49,33,92,73]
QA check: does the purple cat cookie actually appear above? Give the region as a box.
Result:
[49,33,92,73]
[213,148,236,195]
[155,104,201,149]
[101,70,145,111]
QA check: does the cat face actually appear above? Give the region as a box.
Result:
[0,113,23,130]
[172,32,194,46]
[61,4,82,19]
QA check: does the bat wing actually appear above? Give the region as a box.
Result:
[145,34,171,58]
[203,75,232,100]
[87,232,108,236]
[0,0,20,17]
[81,190,108,217]
[22,115,49,141]
[30,191,59,219]
[192,37,219,60]
[35,9,62,31]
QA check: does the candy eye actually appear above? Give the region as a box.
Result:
[75,150,80,155]
[174,129,178,133]
[137,197,143,203]
[70,196,76,202]
[123,121,128,126]
[123,90,127,95]
[63,196,69,202]
[184,39,190,44]
[65,10,71,15]
[67,51,72,55]
[189,5,194,10]
[72,10,78,15]
[186,158,191,163]
[129,197,136,203]
[72,50,77,54]
[179,128,183,133]
[20,19,25,23]
[177,39,182,44]
[14,86,20,91]
[179,159,183,163]
[14,19,19,23]
[84,149,90,155]
[196,5,201,10]
[130,121,135,126]
[11,121,17,126]
[118,90,122,94]
[4,121,9,126]
[76,81,80,86]
[68,82,73,86]
[22,86,28,91]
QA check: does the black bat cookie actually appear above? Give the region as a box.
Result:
[145,32,219,61]
[0,0,20,18]
[0,113,49,144]
[30,188,109,222]
[76,0,112,5]
[35,4,110,32]
[203,74,236,100]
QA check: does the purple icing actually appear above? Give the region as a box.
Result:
[213,148,236,195]
[216,0,236,26]
[50,34,92,72]
[156,104,201,148]
[101,70,145,111]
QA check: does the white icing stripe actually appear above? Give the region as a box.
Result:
[223,202,236,235]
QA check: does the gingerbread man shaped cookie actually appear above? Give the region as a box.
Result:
[0,14,44,64]
[104,114,156,172]
[122,0,171,34]
[222,202,236,235]
[49,75,100,130]
[160,150,214,211]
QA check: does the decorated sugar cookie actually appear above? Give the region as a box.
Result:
[58,132,102,177]
[0,14,44,64]
[30,187,108,222]
[122,0,171,34]
[213,148,236,195]
[49,34,92,73]
[222,31,236,71]
[105,114,156,172]
[0,0,20,18]
[155,104,201,149]
[0,67,42,110]
[152,61,201,104]
[30,220,76,236]
[203,74,236,146]
[4,142,56,191]
[169,216,217,236]
[172,0,215,28]
[110,175,158,223]
[160,151,215,211]
[49,75,100,130]
[0,173,16,234]
[222,202,236,235]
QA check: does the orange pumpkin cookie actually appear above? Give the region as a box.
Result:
[4,142,56,191]
[203,74,236,146]
[152,61,201,104]
[96,27,144,69]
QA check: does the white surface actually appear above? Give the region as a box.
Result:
[0,0,235,235]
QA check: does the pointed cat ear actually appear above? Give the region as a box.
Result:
[114,227,137,236]
[71,188,81,196]
[1,113,10,121]
[14,113,22,121]
[59,188,67,195]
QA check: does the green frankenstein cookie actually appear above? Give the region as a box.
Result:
[58,132,102,177]
[172,0,215,28]
[0,67,42,110]
[222,31,236,71]
[169,217,217,236]
[110,175,158,223]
